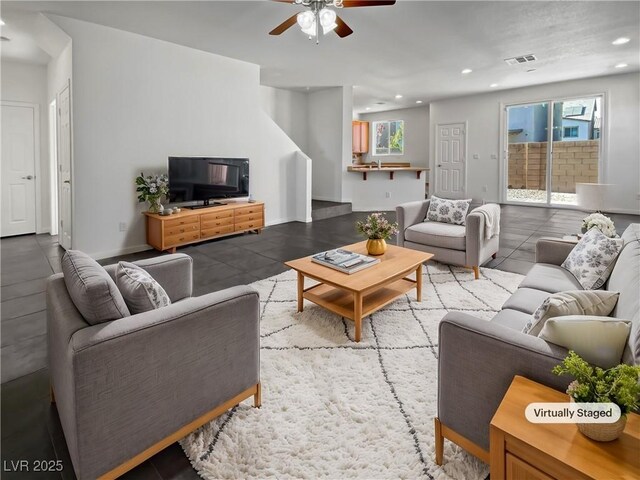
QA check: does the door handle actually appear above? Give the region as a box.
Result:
[22,175,34,180]
[437,164,442,167]
[64,180,71,184]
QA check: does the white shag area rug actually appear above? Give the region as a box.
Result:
[180,263,524,479]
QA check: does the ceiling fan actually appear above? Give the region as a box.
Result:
[269,0,396,44]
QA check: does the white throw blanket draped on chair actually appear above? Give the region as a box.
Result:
[473,204,501,239]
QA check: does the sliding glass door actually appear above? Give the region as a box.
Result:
[506,102,549,204]
[505,96,602,206]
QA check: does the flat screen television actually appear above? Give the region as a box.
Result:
[168,157,249,208]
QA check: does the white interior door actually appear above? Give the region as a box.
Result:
[1,103,37,237]
[58,82,72,250]
[435,123,466,199]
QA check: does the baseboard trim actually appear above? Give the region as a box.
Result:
[312,196,343,203]
[90,244,152,260]
[88,217,299,259]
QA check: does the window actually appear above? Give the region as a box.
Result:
[563,126,579,138]
[372,120,404,155]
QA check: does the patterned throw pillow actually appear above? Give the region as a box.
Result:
[522,290,619,336]
[425,195,472,225]
[561,228,624,289]
[116,261,171,314]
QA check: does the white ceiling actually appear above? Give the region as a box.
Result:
[0,14,51,65]
[3,1,638,112]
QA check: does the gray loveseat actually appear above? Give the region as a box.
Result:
[47,253,261,479]
[396,200,499,279]
[435,223,639,465]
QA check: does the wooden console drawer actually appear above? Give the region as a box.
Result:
[145,201,264,253]
[235,218,263,232]
[165,216,199,228]
[201,210,234,222]
[201,225,234,238]
[165,223,199,237]
[235,205,263,217]
[164,231,200,247]
[201,216,234,229]
[235,212,263,224]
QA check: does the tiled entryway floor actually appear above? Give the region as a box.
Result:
[1,205,638,479]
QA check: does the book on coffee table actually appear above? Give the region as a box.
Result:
[311,248,380,274]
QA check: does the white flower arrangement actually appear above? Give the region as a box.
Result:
[582,213,617,238]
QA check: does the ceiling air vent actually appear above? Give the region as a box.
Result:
[504,54,537,66]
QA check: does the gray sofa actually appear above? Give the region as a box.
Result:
[396,200,499,279]
[47,253,261,479]
[435,223,639,465]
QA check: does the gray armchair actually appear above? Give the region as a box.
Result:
[396,200,499,279]
[47,253,261,479]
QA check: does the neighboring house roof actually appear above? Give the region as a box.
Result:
[562,99,596,121]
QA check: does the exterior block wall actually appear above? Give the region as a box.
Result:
[508,140,599,193]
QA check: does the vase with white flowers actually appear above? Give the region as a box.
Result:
[135,173,169,214]
[581,213,617,238]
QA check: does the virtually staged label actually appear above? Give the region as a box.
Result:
[525,402,621,423]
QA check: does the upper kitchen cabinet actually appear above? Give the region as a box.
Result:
[352,121,369,154]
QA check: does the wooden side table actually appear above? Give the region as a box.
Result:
[490,376,640,480]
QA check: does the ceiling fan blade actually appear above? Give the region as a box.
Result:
[269,14,299,35]
[340,0,396,7]
[334,16,354,38]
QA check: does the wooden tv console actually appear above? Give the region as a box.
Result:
[144,201,264,253]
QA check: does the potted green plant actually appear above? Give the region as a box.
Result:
[553,351,640,441]
[135,172,169,214]
[355,212,399,255]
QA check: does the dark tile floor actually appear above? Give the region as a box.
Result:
[1,205,638,479]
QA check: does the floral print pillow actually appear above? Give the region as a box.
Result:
[425,195,472,225]
[116,261,171,314]
[561,228,624,289]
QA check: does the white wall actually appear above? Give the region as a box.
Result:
[47,41,72,105]
[49,15,307,258]
[1,61,50,233]
[260,86,308,153]
[307,87,345,202]
[356,105,430,167]
[430,72,640,213]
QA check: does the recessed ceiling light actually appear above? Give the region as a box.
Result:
[615,63,628,68]
[416,100,423,104]
[461,68,472,74]
[365,107,371,111]
[395,94,403,99]
[490,83,499,88]
[612,37,630,45]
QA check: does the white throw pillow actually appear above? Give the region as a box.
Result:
[116,261,171,314]
[561,227,624,289]
[522,290,619,336]
[539,315,631,369]
[426,195,472,225]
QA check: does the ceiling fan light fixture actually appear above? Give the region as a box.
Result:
[297,10,315,29]
[319,8,336,27]
[319,8,337,34]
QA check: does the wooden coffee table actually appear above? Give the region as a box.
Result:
[285,241,433,342]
